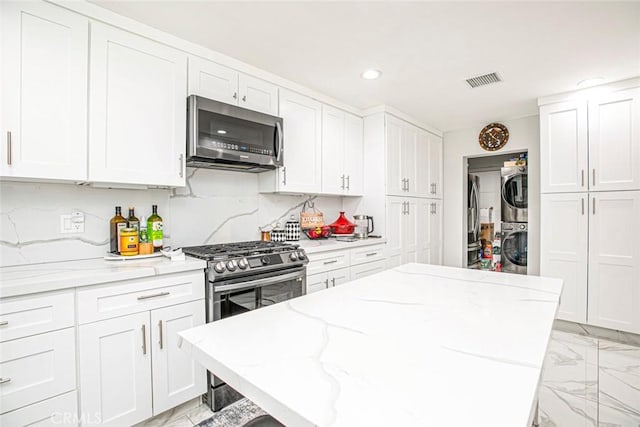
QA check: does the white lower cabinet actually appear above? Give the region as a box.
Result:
[79,312,152,426]
[0,391,78,427]
[418,199,443,265]
[386,197,419,268]
[350,260,386,281]
[306,268,350,294]
[0,328,76,415]
[151,301,206,413]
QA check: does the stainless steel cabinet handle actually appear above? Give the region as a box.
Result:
[6,132,11,165]
[581,170,585,187]
[137,291,170,300]
[179,154,184,178]
[158,320,163,350]
[331,278,335,287]
[0,377,11,385]
[341,174,345,189]
[323,260,338,265]
[433,183,437,194]
[0,320,8,326]
[365,252,377,257]
[324,279,329,287]
[581,198,585,215]
[592,169,596,186]
[401,201,406,215]
[346,175,350,190]
[242,95,246,102]
[407,202,410,215]
[142,324,147,355]
[233,92,237,99]
[282,167,287,185]
[592,197,596,215]
[407,179,410,192]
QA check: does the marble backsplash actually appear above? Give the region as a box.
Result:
[0,168,345,267]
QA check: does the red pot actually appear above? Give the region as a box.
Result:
[329,212,355,234]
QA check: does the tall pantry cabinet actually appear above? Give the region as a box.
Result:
[539,80,640,333]
[363,113,443,268]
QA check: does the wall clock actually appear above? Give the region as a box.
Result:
[479,122,509,151]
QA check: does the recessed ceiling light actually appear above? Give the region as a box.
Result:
[361,69,382,80]
[576,77,605,88]
[217,129,227,134]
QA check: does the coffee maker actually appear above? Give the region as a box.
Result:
[353,215,374,239]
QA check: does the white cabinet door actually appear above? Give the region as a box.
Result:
[151,301,206,414]
[416,130,430,198]
[79,312,152,426]
[403,198,419,263]
[540,193,588,323]
[426,199,443,265]
[350,260,386,281]
[277,90,322,193]
[385,197,404,268]
[540,101,589,193]
[588,88,640,192]
[321,105,345,194]
[403,124,419,196]
[428,134,443,199]
[238,74,278,115]
[344,112,364,195]
[1,1,88,181]
[328,267,351,287]
[306,272,327,294]
[187,56,238,104]
[386,115,404,196]
[588,191,640,333]
[0,391,78,427]
[89,22,187,187]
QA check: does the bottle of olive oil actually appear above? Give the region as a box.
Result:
[147,205,163,252]
[109,206,127,253]
[127,207,139,232]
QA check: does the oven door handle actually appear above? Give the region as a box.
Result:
[213,270,304,293]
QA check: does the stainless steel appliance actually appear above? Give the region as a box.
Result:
[187,95,283,172]
[501,222,528,274]
[467,174,481,267]
[501,166,528,222]
[353,215,374,239]
[182,241,308,411]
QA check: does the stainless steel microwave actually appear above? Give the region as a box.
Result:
[186,95,283,172]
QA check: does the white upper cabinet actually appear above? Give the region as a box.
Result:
[321,105,363,195]
[89,22,187,187]
[1,1,88,181]
[588,191,640,333]
[188,56,278,116]
[588,88,640,191]
[260,90,322,193]
[540,193,588,323]
[386,116,405,196]
[540,101,588,193]
[427,133,443,198]
[403,124,419,195]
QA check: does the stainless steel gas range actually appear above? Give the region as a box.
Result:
[182,241,308,411]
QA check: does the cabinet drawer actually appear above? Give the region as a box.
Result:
[350,260,387,281]
[306,250,350,275]
[77,271,204,324]
[0,290,74,343]
[350,244,386,266]
[0,391,78,426]
[306,272,328,294]
[0,328,76,414]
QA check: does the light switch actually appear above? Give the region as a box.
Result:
[60,211,85,233]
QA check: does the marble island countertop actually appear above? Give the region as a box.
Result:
[0,256,206,298]
[296,237,386,254]
[179,263,562,427]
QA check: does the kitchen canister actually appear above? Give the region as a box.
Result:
[271,223,286,242]
[285,215,300,241]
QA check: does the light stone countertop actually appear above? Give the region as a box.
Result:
[178,263,562,427]
[295,237,386,254]
[0,256,206,298]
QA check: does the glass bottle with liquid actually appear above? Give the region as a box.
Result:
[109,206,127,254]
[147,205,163,252]
[127,207,140,231]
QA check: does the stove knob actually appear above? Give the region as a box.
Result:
[213,261,226,273]
[238,258,249,270]
[289,252,298,261]
[519,224,526,230]
[297,250,306,260]
[261,256,271,265]
[226,260,238,271]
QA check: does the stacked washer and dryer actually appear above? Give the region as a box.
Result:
[501,166,528,274]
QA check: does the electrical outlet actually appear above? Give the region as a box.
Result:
[60,211,85,234]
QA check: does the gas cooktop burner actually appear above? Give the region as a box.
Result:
[183,241,308,280]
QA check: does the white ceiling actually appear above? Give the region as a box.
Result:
[90,1,640,132]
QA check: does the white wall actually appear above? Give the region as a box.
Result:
[443,115,540,274]
[0,169,344,267]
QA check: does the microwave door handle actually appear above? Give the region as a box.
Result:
[275,121,283,162]
[213,269,303,293]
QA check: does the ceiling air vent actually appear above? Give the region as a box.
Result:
[466,72,502,88]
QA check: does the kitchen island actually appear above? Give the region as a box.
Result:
[178,263,562,427]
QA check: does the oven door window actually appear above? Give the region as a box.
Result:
[198,109,276,155]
